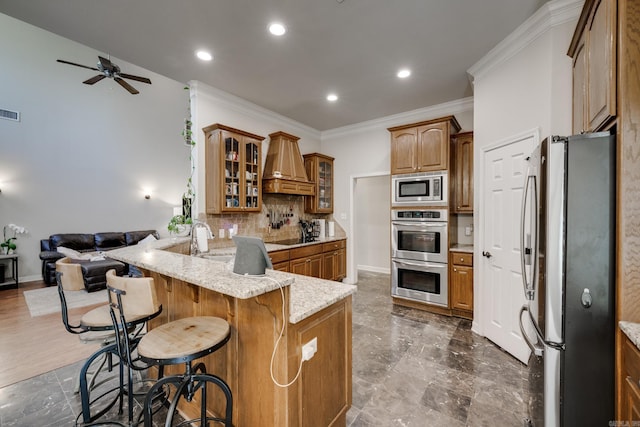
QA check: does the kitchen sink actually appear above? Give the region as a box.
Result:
[270,238,304,246]
[197,254,234,262]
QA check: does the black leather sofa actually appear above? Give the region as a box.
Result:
[39,230,158,291]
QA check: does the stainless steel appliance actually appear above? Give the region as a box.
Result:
[391,171,447,206]
[518,132,615,426]
[391,209,448,306]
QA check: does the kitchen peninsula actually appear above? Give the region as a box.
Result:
[108,238,356,427]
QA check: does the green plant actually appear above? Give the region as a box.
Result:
[167,214,193,234]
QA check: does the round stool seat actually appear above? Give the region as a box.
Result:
[138,316,230,365]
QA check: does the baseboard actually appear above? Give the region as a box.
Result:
[357,265,390,274]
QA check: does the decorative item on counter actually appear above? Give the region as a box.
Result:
[1,223,28,254]
[167,214,192,237]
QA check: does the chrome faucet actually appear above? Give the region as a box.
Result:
[190,220,214,256]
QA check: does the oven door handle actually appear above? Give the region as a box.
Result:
[392,222,447,228]
[393,260,448,269]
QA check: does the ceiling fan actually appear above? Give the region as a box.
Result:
[56,55,152,94]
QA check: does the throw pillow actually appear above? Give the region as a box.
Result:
[137,234,158,245]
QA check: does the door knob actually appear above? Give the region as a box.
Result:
[482,251,492,259]
[581,288,592,308]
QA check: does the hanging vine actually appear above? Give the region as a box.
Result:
[181,85,196,220]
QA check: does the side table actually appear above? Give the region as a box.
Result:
[0,253,19,290]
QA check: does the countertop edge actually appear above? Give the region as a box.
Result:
[620,321,640,350]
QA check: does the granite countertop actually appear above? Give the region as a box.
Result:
[450,244,474,253]
[108,238,357,324]
[620,321,640,349]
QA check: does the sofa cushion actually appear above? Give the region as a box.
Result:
[95,232,126,251]
[50,233,95,252]
[125,230,159,246]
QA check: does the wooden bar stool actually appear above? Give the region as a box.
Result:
[107,275,233,427]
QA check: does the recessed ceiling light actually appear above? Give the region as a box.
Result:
[196,51,213,61]
[327,93,338,102]
[269,22,286,36]
[397,69,411,78]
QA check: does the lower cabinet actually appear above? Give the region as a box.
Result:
[322,240,346,281]
[269,249,291,273]
[621,333,640,423]
[268,239,346,281]
[449,251,473,319]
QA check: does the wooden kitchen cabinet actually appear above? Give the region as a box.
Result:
[290,245,323,278]
[450,251,473,319]
[451,132,474,213]
[304,153,334,214]
[388,116,461,175]
[569,0,617,133]
[621,334,640,423]
[203,123,265,214]
[269,249,290,272]
[322,240,346,281]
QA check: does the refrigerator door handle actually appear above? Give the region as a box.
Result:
[525,303,566,352]
[520,174,537,301]
[519,304,544,357]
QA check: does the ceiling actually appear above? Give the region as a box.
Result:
[0,0,547,131]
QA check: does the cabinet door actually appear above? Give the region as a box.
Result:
[242,139,261,212]
[390,128,418,174]
[290,257,308,276]
[291,254,322,277]
[322,251,336,280]
[417,122,448,171]
[625,377,640,423]
[572,38,587,134]
[587,0,616,131]
[308,254,322,278]
[318,159,333,212]
[452,133,473,213]
[336,248,346,281]
[450,265,473,312]
[272,261,290,272]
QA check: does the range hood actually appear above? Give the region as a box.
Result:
[262,131,315,196]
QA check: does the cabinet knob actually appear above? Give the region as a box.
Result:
[460,258,464,262]
[454,268,457,272]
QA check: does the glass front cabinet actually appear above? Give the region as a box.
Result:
[304,153,334,214]
[203,123,265,214]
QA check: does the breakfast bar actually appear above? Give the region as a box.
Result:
[108,238,356,427]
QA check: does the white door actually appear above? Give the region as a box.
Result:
[480,132,536,364]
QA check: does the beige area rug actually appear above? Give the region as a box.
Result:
[23,286,108,317]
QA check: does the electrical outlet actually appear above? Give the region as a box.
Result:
[302,337,317,361]
[465,226,472,236]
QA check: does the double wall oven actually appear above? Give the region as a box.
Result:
[391,209,448,306]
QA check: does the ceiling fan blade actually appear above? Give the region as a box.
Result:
[119,73,152,84]
[115,77,139,94]
[57,59,99,71]
[83,75,107,85]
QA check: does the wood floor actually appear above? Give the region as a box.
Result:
[0,280,102,388]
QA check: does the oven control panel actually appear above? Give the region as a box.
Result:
[392,209,447,221]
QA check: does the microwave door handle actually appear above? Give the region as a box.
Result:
[394,260,447,269]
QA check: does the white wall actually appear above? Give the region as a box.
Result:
[0,14,188,281]
[469,0,580,333]
[354,175,391,273]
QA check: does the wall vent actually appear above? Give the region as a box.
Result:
[0,109,20,122]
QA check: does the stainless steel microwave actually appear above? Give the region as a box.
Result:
[391,172,447,206]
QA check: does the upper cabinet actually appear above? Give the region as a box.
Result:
[451,132,474,213]
[203,123,265,214]
[304,153,334,214]
[569,0,617,133]
[388,116,461,175]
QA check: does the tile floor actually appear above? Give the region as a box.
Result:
[0,271,533,426]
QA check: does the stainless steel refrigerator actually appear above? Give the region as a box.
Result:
[519,132,615,426]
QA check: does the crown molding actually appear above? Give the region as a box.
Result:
[321,97,474,140]
[188,80,321,140]
[467,0,583,82]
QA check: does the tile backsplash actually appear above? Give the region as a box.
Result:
[201,194,336,248]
